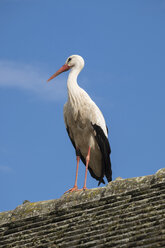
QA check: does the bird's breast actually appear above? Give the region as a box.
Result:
[69,113,96,148]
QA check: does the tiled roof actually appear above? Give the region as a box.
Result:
[1,168,165,247]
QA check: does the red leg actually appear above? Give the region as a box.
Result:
[74,155,80,188]
[83,146,91,190]
[64,155,80,193]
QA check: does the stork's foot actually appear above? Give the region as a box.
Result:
[76,186,88,192]
[64,186,79,194]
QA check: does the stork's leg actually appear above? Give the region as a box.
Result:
[73,155,80,189]
[83,146,91,190]
[64,151,80,194]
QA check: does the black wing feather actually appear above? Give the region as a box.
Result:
[92,123,112,185]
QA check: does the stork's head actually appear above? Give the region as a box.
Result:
[47,55,85,82]
[66,55,85,70]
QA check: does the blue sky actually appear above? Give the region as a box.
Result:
[0,0,165,212]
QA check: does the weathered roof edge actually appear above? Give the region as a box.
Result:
[1,168,165,225]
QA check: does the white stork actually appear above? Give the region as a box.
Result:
[47,55,112,192]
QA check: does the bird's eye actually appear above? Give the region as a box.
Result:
[68,58,72,63]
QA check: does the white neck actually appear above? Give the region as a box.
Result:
[67,66,82,105]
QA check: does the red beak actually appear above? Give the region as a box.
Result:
[47,64,70,82]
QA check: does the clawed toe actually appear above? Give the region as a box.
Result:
[64,186,79,194]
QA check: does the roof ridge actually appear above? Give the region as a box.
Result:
[0,168,165,225]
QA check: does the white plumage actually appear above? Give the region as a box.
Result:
[48,55,112,192]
